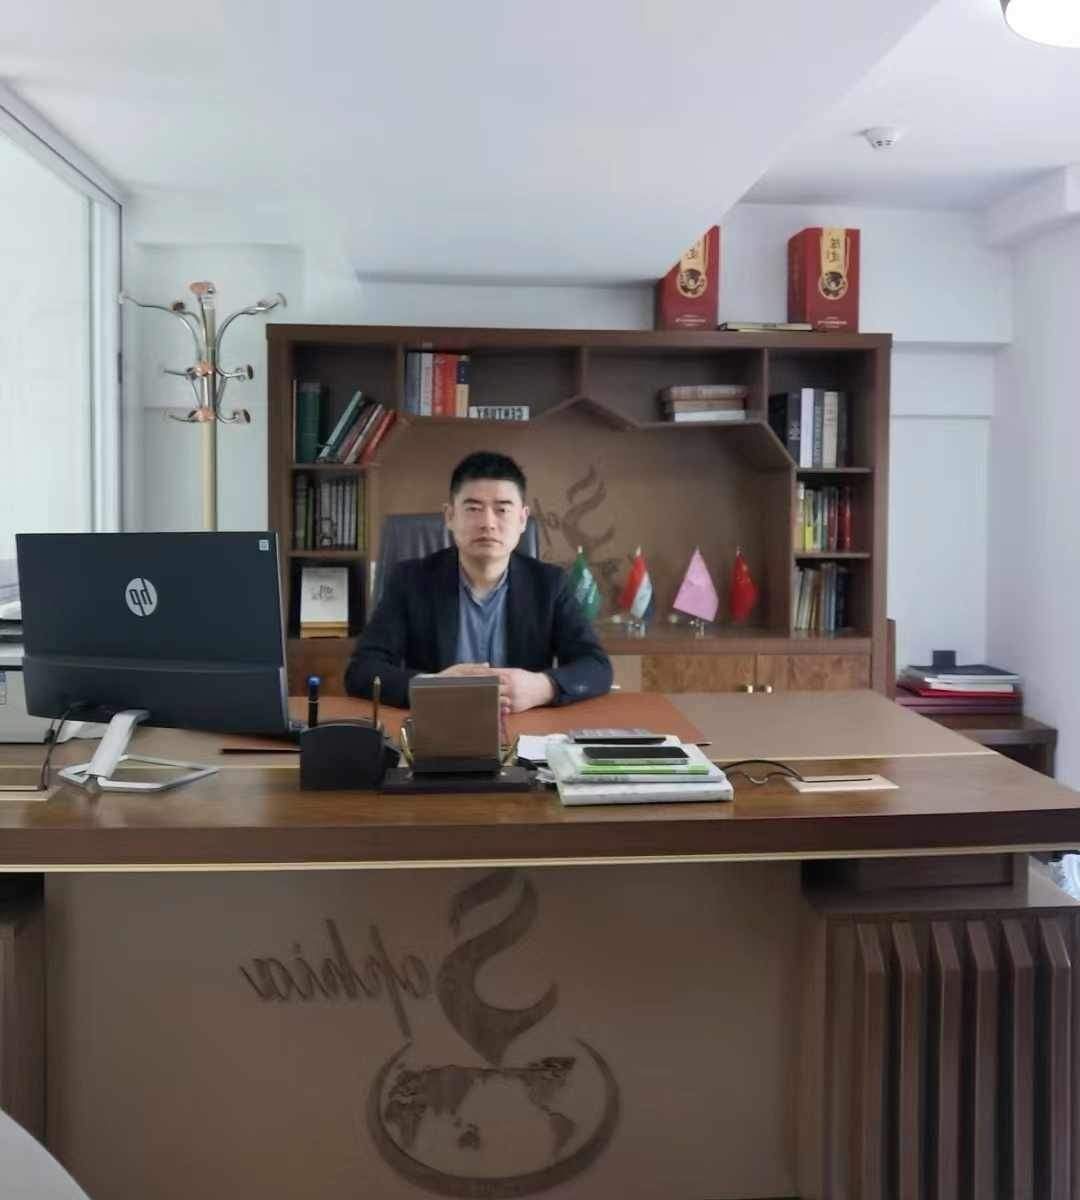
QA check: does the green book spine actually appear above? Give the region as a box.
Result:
[296,382,325,463]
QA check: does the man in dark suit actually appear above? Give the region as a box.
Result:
[345,451,612,711]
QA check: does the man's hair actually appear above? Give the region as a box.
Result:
[449,451,527,502]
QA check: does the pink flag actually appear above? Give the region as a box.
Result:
[672,547,719,622]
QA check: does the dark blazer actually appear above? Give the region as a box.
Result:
[345,547,613,708]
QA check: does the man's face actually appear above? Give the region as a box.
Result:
[445,478,528,565]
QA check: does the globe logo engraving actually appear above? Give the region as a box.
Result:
[367,869,620,1196]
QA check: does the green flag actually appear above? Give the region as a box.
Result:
[568,547,601,620]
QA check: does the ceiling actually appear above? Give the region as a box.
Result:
[8,1,1078,280]
[2,0,941,282]
[749,0,1080,210]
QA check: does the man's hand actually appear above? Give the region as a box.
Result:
[437,663,496,678]
[494,668,556,714]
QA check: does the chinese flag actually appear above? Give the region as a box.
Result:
[729,548,758,622]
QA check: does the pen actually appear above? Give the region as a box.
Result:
[372,675,381,732]
[307,675,320,728]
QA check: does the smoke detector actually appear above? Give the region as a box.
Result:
[862,126,904,151]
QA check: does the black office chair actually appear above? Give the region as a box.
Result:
[372,513,540,607]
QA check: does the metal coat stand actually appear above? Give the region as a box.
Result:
[120,282,286,530]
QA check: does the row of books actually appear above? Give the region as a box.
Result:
[292,474,366,551]
[793,563,852,633]
[658,383,747,424]
[768,387,851,468]
[293,383,398,466]
[796,484,854,553]
[404,352,471,416]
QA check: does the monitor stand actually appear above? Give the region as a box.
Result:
[58,709,219,793]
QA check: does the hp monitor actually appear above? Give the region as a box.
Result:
[16,531,292,791]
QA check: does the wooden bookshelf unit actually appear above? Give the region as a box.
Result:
[266,325,891,695]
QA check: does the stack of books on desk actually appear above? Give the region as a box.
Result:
[896,662,1022,714]
[546,738,733,805]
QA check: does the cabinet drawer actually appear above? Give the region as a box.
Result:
[755,653,870,692]
[641,654,756,693]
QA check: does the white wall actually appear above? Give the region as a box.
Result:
[989,221,1080,784]
[125,201,1010,674]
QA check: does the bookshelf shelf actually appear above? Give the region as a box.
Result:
[290,462,366,473]
[268,324,890,694]
[797,467,873,476]
[289,550,365,561]
[795,551,871,561]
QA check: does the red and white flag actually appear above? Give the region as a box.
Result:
[672,547,718,623]
[618,546,654,621]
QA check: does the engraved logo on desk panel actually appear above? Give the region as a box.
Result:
[125,577,158,617]
[237,869,620,1195]
[367,869,619,1197]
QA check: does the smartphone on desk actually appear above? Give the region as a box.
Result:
[568,728,665,744]
[581,744,689,762]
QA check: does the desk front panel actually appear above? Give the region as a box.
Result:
[46,862,804,1200]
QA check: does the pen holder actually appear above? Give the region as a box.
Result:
[299,720,399,791]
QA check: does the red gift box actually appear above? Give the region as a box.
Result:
[788,227,860,332]
[654,226,720,331]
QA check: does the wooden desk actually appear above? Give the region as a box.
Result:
[0,690,1077,1199]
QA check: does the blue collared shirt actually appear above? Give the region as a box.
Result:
[456,570,509,666]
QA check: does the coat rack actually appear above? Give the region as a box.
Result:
[120,282,286,530]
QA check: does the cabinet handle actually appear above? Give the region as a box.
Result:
[759,684,774,695]
[738,684,755,693]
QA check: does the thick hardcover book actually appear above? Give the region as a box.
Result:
[823,391,839,468]
[295,381,325,463]
[669,411,746,424]
[404,353,420,414]
[812,389,825,468]
[455,355,471,417]
[434,353,458,417]
[905,663,1020,681]
[357,410,397,467]
[902,691,1022,700]
[317,390,365,462]
[341,403,385,464]
[335,400,376,463]
[659,384,747,404]
[799,388,814,468]
[419,353,434,415]
[768,391,801,464]
[836,393,850,466]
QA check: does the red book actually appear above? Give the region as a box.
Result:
[357,410,398,467]
[433,354,458,417]
[839,486,853,551]
[899,684,1019,700]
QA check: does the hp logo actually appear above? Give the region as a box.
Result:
[125,577,158,617]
